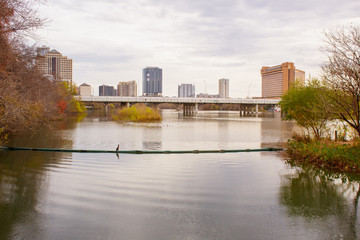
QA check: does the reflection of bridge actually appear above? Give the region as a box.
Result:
[75,96,280,116]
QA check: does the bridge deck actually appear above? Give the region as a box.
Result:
[75,96,280,105]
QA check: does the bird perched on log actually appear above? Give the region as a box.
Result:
[116,144,119,152]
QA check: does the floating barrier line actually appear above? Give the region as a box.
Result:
[0,146,284,154]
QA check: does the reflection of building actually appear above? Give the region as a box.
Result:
[99,85,116,96]
[142,67,162,96]
[261,62,305,98]
[36,46,73,84]
[178,84,195,98]
[79,83,91,96]
[219,78,229,98]
[118,81,137,97]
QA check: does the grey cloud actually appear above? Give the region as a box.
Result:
[213,62,246,67]
[46,0,360,90]
[74,52,133,65]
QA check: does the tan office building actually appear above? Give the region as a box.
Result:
[219,78,229,98]
[118,81,137,97]
[36,46,73,84]
[79,83,91,96]
[261,62,305,98]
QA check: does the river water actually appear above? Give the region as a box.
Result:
[0,110,359,240]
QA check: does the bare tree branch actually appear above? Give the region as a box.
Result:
[322,24,360,137]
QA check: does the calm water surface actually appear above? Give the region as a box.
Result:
[1,110,359,240]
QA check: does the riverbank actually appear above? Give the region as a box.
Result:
[286,139,360,172]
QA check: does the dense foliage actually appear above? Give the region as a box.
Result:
[281,25,360,140]
[280,80,333,138]
[281,25,360,172]
[0,0,84,144]
[157,103,178,109]
[286,139,360,172]
[112,104,161,122]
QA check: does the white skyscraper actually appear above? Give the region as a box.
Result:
[219,78,229,98]
[178,84,195,98]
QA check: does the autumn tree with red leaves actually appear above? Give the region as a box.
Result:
[0,0,82,144]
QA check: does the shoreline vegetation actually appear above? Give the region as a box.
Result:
[280,25,360,174]
[112,104,161,122]
[285,137,360,172]
[0,1,86,145]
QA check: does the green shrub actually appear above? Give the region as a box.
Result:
[286,139,360,172]
[112,103,161,122]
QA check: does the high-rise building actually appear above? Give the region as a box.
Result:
[118,81,137,97]
[79,83,91,96]
[178,84,195,98]
[36,46,73,84]
[142,67,162,97]
[219,78,229,98]
[99,85,116,96]
[261,62,305,98]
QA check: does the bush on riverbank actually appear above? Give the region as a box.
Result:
[286,138,360,172]
[112,104,161,122]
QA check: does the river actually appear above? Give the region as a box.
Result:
[0,110,359,240]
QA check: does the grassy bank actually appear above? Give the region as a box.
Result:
[286,139,360,172]
[112,104,161,122]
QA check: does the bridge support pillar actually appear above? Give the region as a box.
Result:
[120,102,130,108]
[240,104,249,116]
[240,104,259,116]
[105,103,108,114]
[183,103,197,116]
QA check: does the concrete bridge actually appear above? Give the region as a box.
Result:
[75,96,280,116]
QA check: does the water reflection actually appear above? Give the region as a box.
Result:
[0,126,73,240]
[279,165,360,240]
[2,111,360,240]
[260,117,297,148]
[142,125,162,150]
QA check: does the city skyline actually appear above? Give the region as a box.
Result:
[35,0,360,97]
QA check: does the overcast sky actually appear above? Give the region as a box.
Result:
[35,0,360,97]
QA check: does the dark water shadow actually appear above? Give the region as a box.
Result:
[0,125,73,240]
[279,163,360,240]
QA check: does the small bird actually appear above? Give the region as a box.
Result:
[116,144,119,152]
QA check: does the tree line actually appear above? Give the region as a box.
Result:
[280,24,360,140]
[0,0,84,144]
